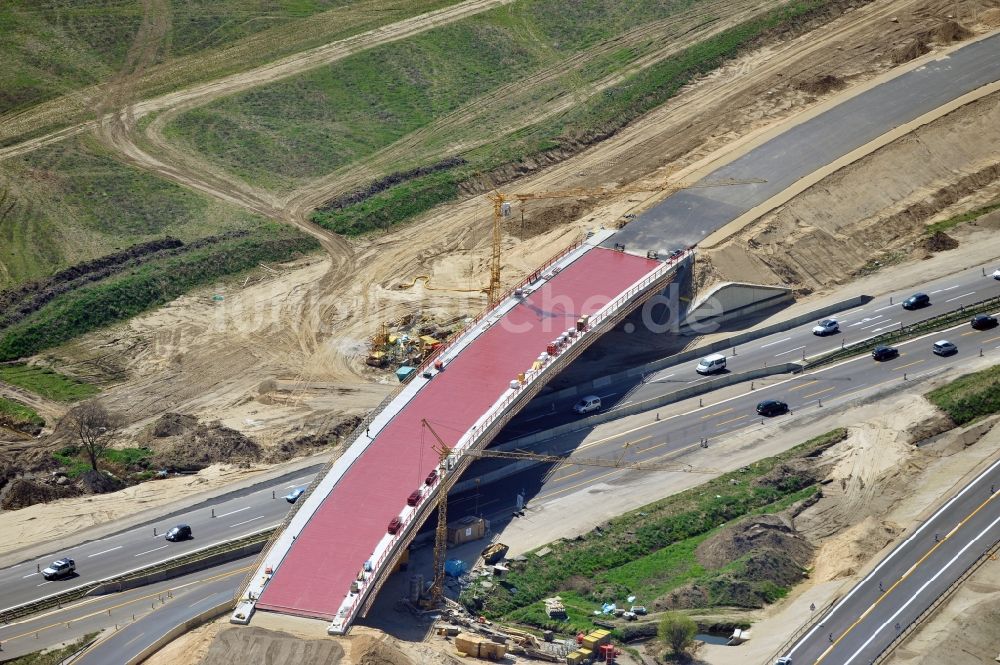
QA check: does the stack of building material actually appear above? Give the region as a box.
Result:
[454,633,507,660]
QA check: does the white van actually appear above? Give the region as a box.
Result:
[573,395,602,414]
[696,353,727,375]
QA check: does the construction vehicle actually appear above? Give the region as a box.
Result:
[418,419,721,609]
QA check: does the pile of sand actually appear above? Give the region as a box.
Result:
[200,627,345,665]
[811,516,902,582]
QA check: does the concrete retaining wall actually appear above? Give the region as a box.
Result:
[681,281,792,331]
[525,294,871,412]
[87,539,266,597]
[125,600,232,665]
[452,362,802,492]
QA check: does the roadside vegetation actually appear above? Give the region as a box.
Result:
[462,428,846,633]
[925,200,1000,235]
[0,364,97,401]
[926,364,1000,425]
[2,632,100,665]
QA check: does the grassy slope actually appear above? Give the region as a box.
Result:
[0,395,45,427]
[467,429,846,630]
[312,0,835,235]
[0,220,318,361]
[163,0,716,190]
[0,0,352,116]
[926,364,1000,425]
[0,364,98,401]
[0,135,275,288]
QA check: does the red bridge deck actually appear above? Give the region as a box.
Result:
[256,247,660,619]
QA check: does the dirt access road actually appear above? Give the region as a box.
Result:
[33,0,997,452]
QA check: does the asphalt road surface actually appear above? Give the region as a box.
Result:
[780,459,1000,665]
[504,264,1000,437]
[0,470,312,612]
[0,558,251,661]
[608,33,1000,251]
[449,295,1000,520]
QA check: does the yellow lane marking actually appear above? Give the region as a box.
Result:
[790,380,819,392]
[5,566,251,643]
[814,490,999,664]
[893,359,925,372]
[552,468,586,483]
[700,407,733,420]
[802,386,836,399]
[717,414,749,427]
[576,422,664,451]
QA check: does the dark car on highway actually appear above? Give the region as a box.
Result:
[165,524,192,542]
[901,293,930,310]
[872,345,899,361]
[42,558,75,580]
[971,314,998,330]
[756,399,789,417]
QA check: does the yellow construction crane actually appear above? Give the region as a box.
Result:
[419,419,720,607]
[484,176,765,307]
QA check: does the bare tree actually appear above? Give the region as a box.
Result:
[63,401,126,472]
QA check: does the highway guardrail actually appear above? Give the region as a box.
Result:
[804,293,1000,369]
[0,529,271,626]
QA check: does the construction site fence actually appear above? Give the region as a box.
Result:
[232,237,587,603]
[341,249,684,627]
[871,537,1000,665]
[1,529,270,626]
[527,294,871,411]
[806,292,1000,369]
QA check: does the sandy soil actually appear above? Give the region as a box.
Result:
[700,396,1000,664]
[48,0,1000,454]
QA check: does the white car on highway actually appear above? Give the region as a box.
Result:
[812,318,839,336]
[991,268,1000,280]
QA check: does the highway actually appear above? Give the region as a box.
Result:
[780,459,1000,665]
[0,558,251,661]
[449,270,1000,517]
[0,470,312,613]
[501,264,1000,439]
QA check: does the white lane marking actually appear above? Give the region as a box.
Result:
[787,454,1000,657]
[774,345,806,357]
[849,315,883,327]
[22,572,38,578]
[88,546,123,558]
[929,285,960,294]
[945,291,976,302]
[760,336,792,349]
[842,511,1000,665]
[860,319,891,330]
[134,544,169,557]
[598,392,621,399]
[873,303,898,312]
[37,581,53,587]
[123,632,146,648]
[230,516,265,528]
[215,506,251,519]
[871,321,902,333]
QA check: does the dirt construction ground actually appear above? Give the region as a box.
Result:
[5,0,1000,662]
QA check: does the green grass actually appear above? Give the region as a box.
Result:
[0,136,276,289]
[54,444,153,477]
[4,631,100,665]
[0,1,464,146]
[926,201,1000,235]
[0,395,45,427]
[310,0,837,235]
[464,429,844,625]
[0,364,98,401]
[0,220,318,361]
[926,364,1000,425]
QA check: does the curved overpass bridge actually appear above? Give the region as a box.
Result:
[234,30,1000,635]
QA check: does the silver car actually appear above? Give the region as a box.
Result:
[811,319,839,336]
